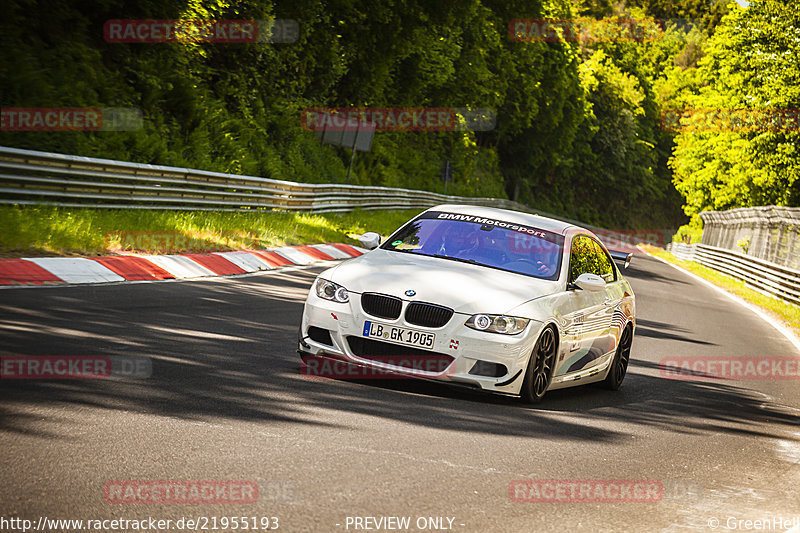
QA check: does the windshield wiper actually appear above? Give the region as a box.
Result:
[431,254,479,265]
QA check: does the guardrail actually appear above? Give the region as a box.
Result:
[668,242,697,262]
[0,145,673,266]
[5,147,795,305]
[666,242,800,305]
[0,145,536,214]
[700,206,800,271]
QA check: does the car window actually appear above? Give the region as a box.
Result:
[380,210,565,280]
[590,238,616,282]
[568,235,616,284]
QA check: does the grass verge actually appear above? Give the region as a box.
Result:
[641,244,800,339]
[0,206,424,257]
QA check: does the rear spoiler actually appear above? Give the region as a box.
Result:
[609,250,632,269]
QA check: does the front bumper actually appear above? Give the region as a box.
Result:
[299,290,542,395]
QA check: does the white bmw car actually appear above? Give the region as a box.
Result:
[298,204,635,402]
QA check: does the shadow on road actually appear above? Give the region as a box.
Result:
[624,259,690,286]
[1,267,798,446]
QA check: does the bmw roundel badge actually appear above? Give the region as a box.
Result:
[405,289,416,297]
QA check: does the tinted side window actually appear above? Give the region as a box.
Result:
[568,235,616,283]
[568,235,597,283]
[590,239,616,282]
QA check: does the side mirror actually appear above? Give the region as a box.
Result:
[573,272,606,292]
[358,232,382,250]
[609,251,632,269]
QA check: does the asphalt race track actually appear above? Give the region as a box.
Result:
[1,255,799,532]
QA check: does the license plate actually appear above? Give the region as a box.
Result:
[362,321,435,349]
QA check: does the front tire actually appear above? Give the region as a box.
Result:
[603,325,633,390]
[520,326,557,403]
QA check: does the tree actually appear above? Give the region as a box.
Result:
[670,0,800,217]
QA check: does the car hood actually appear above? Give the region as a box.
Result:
[325,249,560,315]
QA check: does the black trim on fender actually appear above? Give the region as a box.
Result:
[495,369,523,387]
[299,334,311,350]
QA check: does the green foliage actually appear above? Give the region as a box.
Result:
[624,0,732,34]
[736,235,750,254]
[8,0,774,233]
[0,0,512,198]
[672,222,703,244]
[669,0,800,217]
[530,5,690,228]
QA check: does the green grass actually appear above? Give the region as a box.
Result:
[0,206,424,257]
[642,245,800,337]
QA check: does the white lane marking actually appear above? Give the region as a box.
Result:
[23,257,125,284]
[311,244,353,259]
[0,260,341,290]
[213,251,275,272]
[271,246,318,265]
[140,254,217,278]
[640,246,800,356]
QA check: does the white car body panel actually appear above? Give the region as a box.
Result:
[298,204,635,398]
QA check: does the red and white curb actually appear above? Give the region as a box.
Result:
[0,243,366,287]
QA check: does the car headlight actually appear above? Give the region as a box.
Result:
[315,278,349,303]
[465,314,529,335]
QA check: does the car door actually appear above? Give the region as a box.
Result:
[587,236,622,358]
[555,235,616,377]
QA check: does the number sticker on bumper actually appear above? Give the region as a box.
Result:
[363,321,435,349]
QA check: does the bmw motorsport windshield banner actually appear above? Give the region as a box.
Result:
[421,210,565,245]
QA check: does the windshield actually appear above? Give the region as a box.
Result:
[380,211,564,280]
